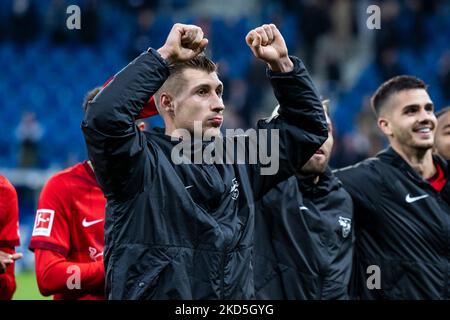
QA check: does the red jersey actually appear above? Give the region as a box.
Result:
[0,175,20,248]
[428,161,447,192]
[0,175,20,300]
[29,161,106,300]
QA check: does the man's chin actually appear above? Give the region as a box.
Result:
[203,127,222,139]
[413,139,434,150]
[300,160,327,175]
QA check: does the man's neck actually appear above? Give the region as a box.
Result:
[296,172,320,184]
[391,143,435,179]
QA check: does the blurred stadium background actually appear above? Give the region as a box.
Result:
[1,0,449,299]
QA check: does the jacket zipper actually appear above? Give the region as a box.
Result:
[436,191,450,298]
[426,182,450,298]
[220,251,226,299]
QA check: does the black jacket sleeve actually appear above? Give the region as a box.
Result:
[333,160,382,215]
[81,49,170,199]
[250,56,328,199]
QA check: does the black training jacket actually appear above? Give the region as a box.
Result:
[255,168,354,299]
[82,48,327,299]
[334,147,450,299]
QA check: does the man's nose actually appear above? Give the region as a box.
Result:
[416,107,433,121]
[211,96,225,113]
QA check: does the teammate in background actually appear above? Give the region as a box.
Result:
[29,85,151,300]
[255,101,354,299]
[82,23,327,299]
[29,88,106,300]
[335,76,450,299]
[434,106,450,160]
[0,175,22,300]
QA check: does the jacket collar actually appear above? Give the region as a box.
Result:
[297,167,341,197]
[376,146,449,186]
[147,127,217,145]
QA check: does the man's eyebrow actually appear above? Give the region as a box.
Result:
[402,103,434,109]
[192,83,211,89]
[192,82,223,91]
[402,104,420,110]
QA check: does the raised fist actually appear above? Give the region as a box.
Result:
[157,23,209,64]
[246,24,293,73]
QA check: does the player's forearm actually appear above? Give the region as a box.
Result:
[267,56,294,73]
[35,249,104,296]
[269,56,326,128]
[269,56,328,165]
[82,50,169,136]
[0,247,16,300]
[0,264,16,300]
[250,58,328,197]
[81,51,166,197]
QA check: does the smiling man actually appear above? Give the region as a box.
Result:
[434,107,450,160]
[335,75,450,299]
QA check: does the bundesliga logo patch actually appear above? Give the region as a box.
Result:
[32,209,55,237]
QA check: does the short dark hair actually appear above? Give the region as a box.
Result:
[168,53,217,76]
[436,106,450,119]
[83,86,102,113]
[371,75,427,116]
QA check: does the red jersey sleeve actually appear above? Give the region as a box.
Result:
[0,176,20,248]
[29,175,70,256]
[35,249,104,299]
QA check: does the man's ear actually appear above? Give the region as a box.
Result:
[378,116,392,136]
[160,93,175,117]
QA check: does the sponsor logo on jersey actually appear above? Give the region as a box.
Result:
[32,209,55,237]
[89,246,103,261]
[82,218,103,228]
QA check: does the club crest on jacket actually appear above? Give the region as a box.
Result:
[338,216,352,238]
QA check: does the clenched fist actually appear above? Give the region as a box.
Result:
[157,23,209,64]
[246,24,293,73]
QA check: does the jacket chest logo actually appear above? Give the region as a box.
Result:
[338,216,351,238]
[405,193,429,203]
[230,178,239,200]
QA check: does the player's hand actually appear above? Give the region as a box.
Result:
[246,24,293,73]
[157,23,209,64]
[0,251,22,274]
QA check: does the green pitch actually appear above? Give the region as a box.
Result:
[13,271,51,300]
